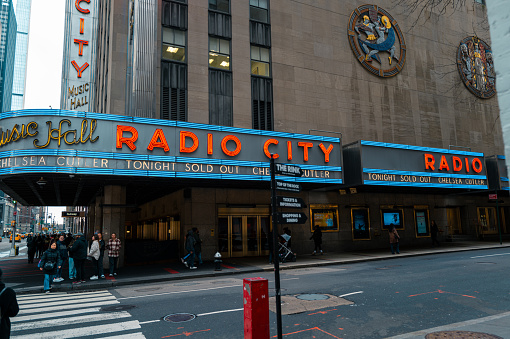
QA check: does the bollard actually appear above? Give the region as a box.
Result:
[243,277,269,339]
[214,251,222,271]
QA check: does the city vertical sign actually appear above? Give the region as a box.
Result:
[60,0,98,111]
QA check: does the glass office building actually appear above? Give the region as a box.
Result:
[0,0,16,113]
[10,0,30,110]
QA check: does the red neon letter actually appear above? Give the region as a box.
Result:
[80,18,85,34]
[465,158,470,172]
[147,129,170,152]
[439,155,450,171]
[71,61,89,78]
[116,125,138,151]
[75,0,91,14]
[263,139,279,159]
[472,158,483,173]
[452,156,462,172]
[287,141,292,160]
[298,142,313,162]
[424,154,435,171]
[74,39,89,56]
[319,143,334,163]
[207,133,213,155]
[221,135,242,157]
[180,131,199,153]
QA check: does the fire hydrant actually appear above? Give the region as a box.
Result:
[214,252,222,271]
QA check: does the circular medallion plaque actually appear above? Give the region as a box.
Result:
[348,5,406,77]
[457,36,496,99]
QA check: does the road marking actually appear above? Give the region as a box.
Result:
[11,320,141,339]
[339,291,363,298]
[17,290,111,301]
[0,246,27,258]
[12,307,102,323]
[139,320,161,325]
[12,312,131,331]
[96,333,146,339]
[18,300,119,315]
[197,308,244,317]
[470,252,510,259]
[20,295,117,309]
[385,310,510,339]
[117,285,239,300]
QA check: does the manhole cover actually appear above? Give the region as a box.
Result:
[101,305,136,312]
[296,294,330,301]
[173,282,200,286]
[163,313,196,323]
[426,331,503,339]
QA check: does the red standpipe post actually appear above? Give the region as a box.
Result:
[243,277,269,339]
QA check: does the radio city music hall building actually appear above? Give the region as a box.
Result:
[0,0,506,265]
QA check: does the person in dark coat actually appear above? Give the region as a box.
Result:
[310,225,323,255]
[69,233,87,284]
[26,234,36,263]
[185,230,197,269]
[97,232,106,278]
[431,220,440,247]
[0,267,19,339]
[36,235,44,259]
[192,228,203,266]
[54,235,69,282]
[39,240,62,293]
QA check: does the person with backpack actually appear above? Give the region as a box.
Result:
[54,234,68,282]
[69,233,87,284]
[39,239,62,293]
[184,230,197,269]
[0,267,19,338]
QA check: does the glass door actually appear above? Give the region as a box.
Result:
[217,214,271,257]
[478,207,497,234]
[447,207,462,235]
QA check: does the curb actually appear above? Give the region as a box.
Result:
[15,244,510,295]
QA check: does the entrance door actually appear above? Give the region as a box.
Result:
[447,207,462,235]
[218,213,270,258]
[478,207,498,234]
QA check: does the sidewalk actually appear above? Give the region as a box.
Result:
[4,240,509,295]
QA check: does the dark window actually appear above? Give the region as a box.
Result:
[209,69,233,126]
[209,0,229,13]
[161,61,187,121]
[252,77,273,130]
[250,0,268,23]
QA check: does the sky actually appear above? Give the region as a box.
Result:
[22,0,66,219]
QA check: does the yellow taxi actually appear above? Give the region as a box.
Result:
[9,234,21,243]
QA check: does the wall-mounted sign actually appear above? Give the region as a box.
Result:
[415,208,430,238]
[62,211,85,217]
[277,212,307,224]
[0,110,342,185]
[60,0,98,111]
[347,4,406,77]
[457,36,495,99]
[343,141,487,190]
[276,181,302,192]
[276,196,306,208]
[309,204,339,232]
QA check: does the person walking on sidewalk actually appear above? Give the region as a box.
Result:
[389,225,400,254]
[54,234,69,283]
[97,232,106,278]
[185,230,197,269]
[88,235,100,280]
[39,240,62,293]
[67,236,76,281]
[310,225,323,255]
[106,233,121,276]
[27,234,36,264]
[431,220,440,247]
[192,228,203,266]
[0,267,19,338]
[70,233,87,284]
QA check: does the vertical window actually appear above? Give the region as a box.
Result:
[251,46,270,76]
[162,27,186,62]
[250,0,268,23]
[209,37,230,70]
[209,0,229,13]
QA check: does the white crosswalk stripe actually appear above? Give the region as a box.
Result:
[11,290,146,339]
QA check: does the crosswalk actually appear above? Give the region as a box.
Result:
[12,290,146,339]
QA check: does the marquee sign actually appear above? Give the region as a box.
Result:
[343,141,487,189]
[60,0,98,111]
[0,110,342,184]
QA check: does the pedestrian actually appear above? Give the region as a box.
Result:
[106,233,121,276]
[27,234,36,263]
[36,235,44,259]
[88,234,100,280]
[69,232,87,284]
[431,220,440,247]
[185,230,197,269]
[310,225,323,255]
[54,234,69,283]
[192,228,203,266]
[39,240,62,293]
[0,267,19,338]
[67,236,76,281]
[389,225,400,254]
[97,232,106,278]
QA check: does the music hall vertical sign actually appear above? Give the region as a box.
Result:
[60,0,98,112]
